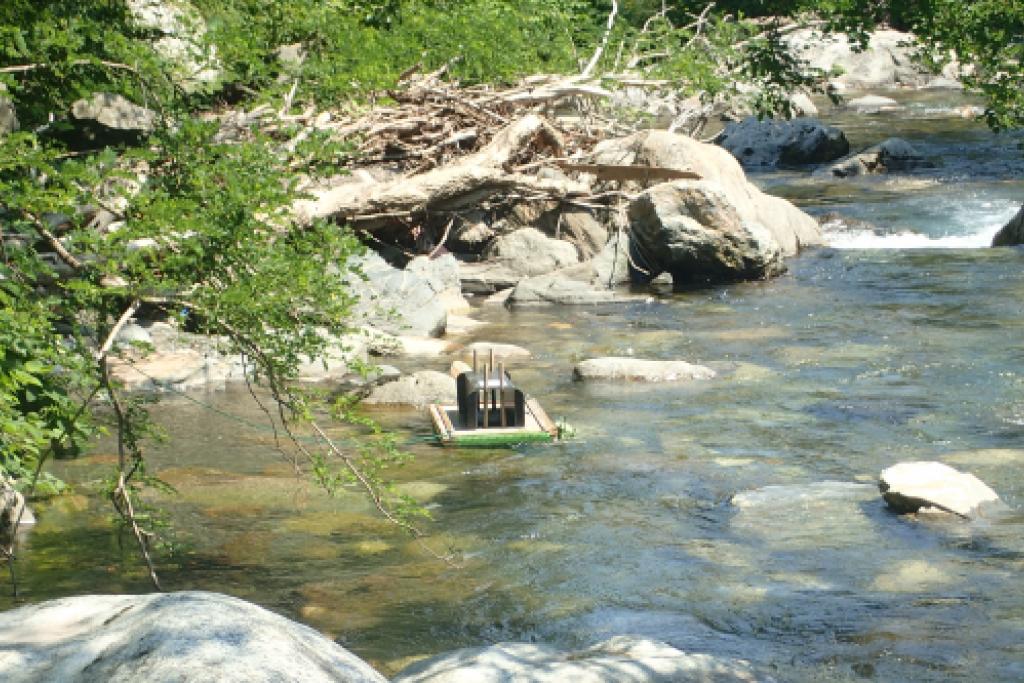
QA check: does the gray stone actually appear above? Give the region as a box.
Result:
[785,28,959,90]
[788,92,818,117]
[346,252,447,337]
[68,93,157,147]
[573,357,716,383]
[627,180,785,284]
[392,635,761,682]
[114,322,153,349]
[457,261,522,295]
[509,271,632,306]
[126,0,220,92]
[992,205,1024,246]
[590,131,822,256]
[879,461,1003,518]
[363,370,456,407]
[0,91,17,136]
[1,478,34,542]
[592,230,632,287]
[846,95,901,113]
[822,138,931,178]
[718,117,849,168]
[482,227,579,277]
[0,591,386,683]
[560,210,608,260]
[462,342,531,361]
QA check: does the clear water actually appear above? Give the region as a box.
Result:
[3,91,1024,681]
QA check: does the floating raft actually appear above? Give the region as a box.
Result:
[429,397,557,447]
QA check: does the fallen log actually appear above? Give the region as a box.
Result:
[294,114,588,229]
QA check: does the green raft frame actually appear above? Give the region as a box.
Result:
[429,397,558,447]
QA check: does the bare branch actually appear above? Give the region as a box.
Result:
[582,0,619,78]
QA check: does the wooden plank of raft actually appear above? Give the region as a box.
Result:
[526,398,558,437]
[556,162,702,183]
[429,404,452,442]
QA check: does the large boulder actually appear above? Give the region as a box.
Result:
[717,117,849,168]
[879,461,1003,518]
[509,269,635,306]
[992,205,1024,246]
[126,0,221,92]
[573,357,716,383]
[785,28,961,90]
[362,370,456,407]
[627,180,785,284]
[347,252,450,337]
[66,93,157,148]
[822,138,931,178]
[591,130,822,257]
[482,227,579,277]
[393,636,760,683]
[0,591,386,683]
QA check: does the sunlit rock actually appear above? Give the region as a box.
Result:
[363,370,456,407]
[392,635,763,683]
[879,461,1003,518]
[0,592,387,683]
[573,357,716,383]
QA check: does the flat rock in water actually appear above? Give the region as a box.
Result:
[0,591,386,683]
[573,357,716,383]
[879,461,1003,518]
[392,635,761,683]
[363,370,456,407]
[846,95,901,113]
[462,341,532,361]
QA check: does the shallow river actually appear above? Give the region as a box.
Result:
[5,92,1024,681]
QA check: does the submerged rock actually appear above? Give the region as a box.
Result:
[573,357,716,383]
[879,461,1003,518]
[462,341,531,361]
[717,117,849,168]
[822,138,932,178]
[0,591,386,683]
[992,204,1024,246]
[392,635,762,683]
[363,370,456,407]
[846,95,902,113]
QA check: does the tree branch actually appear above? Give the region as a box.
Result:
[582,0,619,78]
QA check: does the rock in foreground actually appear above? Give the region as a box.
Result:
[879,461,1003,518]
[0,591,386,683]
[392,635,762,683]
[573,357,716,383]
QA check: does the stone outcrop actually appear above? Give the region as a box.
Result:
[879,461,1003,518]
[628,180,785,283]
[347,252,453,337]
[126,0,221,92]
[717,117,849,168]
[65,93,157,148]
[992,205,1024,246]
[481,227,579,277]
[822,138,931,178]
[0,591,386,683]
[362,370,456,407]
[573,357,716,383]
[392,635,762,683]
[785,28,961,91]
[591,131,822,260]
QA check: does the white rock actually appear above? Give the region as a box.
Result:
[392,635,762,682]
[879,461,1002,518]
[846,95,901,113]
[0,591,386,683]
[573,357,716,383]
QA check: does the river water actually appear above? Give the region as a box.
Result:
[5,91,1024,681]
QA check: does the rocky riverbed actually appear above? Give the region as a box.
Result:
[3,27,1024,683]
